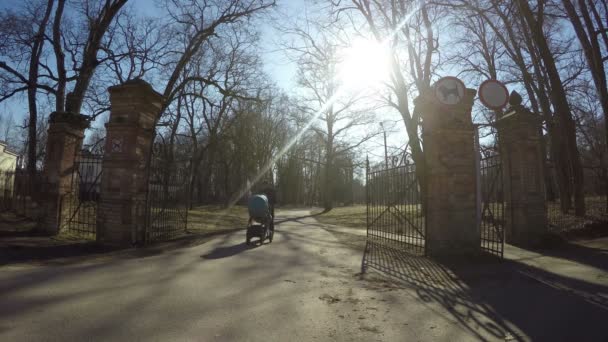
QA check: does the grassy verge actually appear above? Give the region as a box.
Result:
[0,212,37,234]
[316,205,367,230]
[187,205,249,233]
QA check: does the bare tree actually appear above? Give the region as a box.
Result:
[439,0,588,214]
[48,0,129,114]
[328,0,445,203]
[281,16,378,210]
[0,0,128,174]
[515,0,586,215]
[0,0,55,174]
[562,0,608,172]
[153,0,275,119]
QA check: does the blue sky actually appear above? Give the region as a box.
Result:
[0,0,407,161]
[0,0,304,123]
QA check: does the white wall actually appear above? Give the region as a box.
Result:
[0,143,17,173]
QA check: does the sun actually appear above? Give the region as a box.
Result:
[337,38,392,89]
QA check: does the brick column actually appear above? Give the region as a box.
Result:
[418,89,480,256]
[97,79,162,245]
[42,112,89,234]
[496,104,547,246]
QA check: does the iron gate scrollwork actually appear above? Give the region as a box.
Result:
[144,143,189,242]
[366,162,426,255]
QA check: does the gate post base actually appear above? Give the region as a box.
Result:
[97,79,162,246]
[42,112,89,235]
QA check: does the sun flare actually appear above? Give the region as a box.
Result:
[337,38,392,89]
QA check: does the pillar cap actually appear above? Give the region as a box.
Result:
[48,112,90,129]
[108,78,163,101]
[496,105,542,126]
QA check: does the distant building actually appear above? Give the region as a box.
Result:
[0,141,18,172]
[0,141,19,197]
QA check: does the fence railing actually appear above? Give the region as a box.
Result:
[366,162,425,255]
[144,146,190,242]
[0,169,46,220]
[479,154,505,257]
[59,150,104,239]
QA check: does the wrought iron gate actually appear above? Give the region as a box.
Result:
[477,153,505,258]
[60,142,104,238]
[144,143,189,242]
[366,162,425,255]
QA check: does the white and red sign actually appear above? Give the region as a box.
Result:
[433,76,466,106]
[478,80,509,110]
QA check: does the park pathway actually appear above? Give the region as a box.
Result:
[1,209,607,341]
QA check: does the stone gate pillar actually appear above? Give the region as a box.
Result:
[418,89,479,256]
[43,112,89,234]
[496,99,547,246]
[97,79,162,245]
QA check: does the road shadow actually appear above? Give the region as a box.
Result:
[200,241,263,259]
[0,223,246,267]
[0,229,50,238]
[275,211,324,225]
[0,242,120,266]
[361,240,608,341]
[0,212,326,341]
[513,236,608,273]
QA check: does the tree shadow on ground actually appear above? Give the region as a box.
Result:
[512,235,608,273]
[275,211,324,225]
[0,242,121,266]
[200,240,265,259]
[0,221,246,267]
[361,240,608,342]
[0,228,315,341]
[0,229,50,238]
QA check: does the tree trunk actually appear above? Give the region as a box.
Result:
[323,144,334,212]
[52,0,67,112]
[27,0,54,176]
[64,0,128,114]
[517,0,585,215]
[564,0,608,206]
[513,4,570,209]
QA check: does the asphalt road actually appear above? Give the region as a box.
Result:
[1,209,607,341]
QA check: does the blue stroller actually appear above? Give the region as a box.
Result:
[246,194,274,245]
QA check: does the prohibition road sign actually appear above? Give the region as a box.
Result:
[433,76,466,106]
[479,79,509,110]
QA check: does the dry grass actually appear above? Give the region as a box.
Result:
[548,196,608,231]
[186,205,249,233]
[0,212,37,233]
[316,205,367,230]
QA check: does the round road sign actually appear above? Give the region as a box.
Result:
[478,79,509,110]
[433,76,466,106]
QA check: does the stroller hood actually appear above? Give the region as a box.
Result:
[248,194,269,218]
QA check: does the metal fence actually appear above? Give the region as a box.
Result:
[0,170,15,210]
[59,147,104,238]
[144,144,190,242]
[0,169,46,219]
[366,162,425,255]
[478,154,505,258]
[546,165,608,231]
